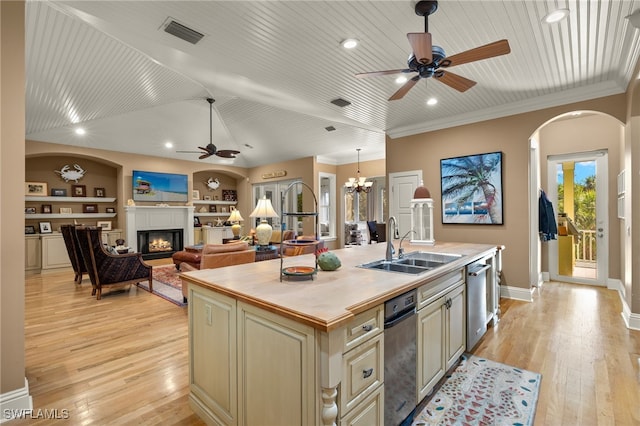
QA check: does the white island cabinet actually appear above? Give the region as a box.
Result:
[182,241,499,426]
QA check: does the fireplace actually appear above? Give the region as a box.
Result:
[137,228,184,260]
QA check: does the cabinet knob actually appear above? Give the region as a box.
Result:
[362,368,374,379]
[362,324,373,332]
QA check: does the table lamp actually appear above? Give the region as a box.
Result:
[250,196,279,247]
[227,209,244,239]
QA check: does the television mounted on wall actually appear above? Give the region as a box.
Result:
[132,170,188,202]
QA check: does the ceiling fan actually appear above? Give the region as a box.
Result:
[176,98,240,159]
[356,0,511,101]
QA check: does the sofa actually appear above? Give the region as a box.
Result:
[179,241,255,301]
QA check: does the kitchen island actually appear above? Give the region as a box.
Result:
[181,241,500,426]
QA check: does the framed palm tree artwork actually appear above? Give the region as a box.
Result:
[440,151,503,225]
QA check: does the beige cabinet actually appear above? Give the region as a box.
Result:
[187,282,384,426]
[25,235,41,271]
[201,226,233,244]
[416,269,466,401]
[29,229,123,272]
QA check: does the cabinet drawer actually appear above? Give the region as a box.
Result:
[417,268,464,309]
[341,333,383,415]
[340,383,383,426]
[342,305,383,352]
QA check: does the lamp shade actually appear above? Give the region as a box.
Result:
[250,196,278,218]
[227,209,244,223]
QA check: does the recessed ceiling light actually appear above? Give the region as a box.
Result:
[395,76,408,84]
[543,8,569,24]
[341,39,358,49]
[74,128,86,135]
[165,141,173,148]
[426,98,438,106]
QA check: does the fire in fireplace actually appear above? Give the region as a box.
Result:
[137,229,184,260]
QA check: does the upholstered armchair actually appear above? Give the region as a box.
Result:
[74,226,153,300]
[180,241,255,301]
[60,224,87,285]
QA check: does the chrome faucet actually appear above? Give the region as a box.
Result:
[386,216,398,261]
[398,230,416,259]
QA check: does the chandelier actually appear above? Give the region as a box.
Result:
[345,148,373,193]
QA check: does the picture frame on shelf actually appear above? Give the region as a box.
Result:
[94,187,106,197]
[194,216,201,226]
[41,204,52,214]
[192,190,200,200]
[203,195,211,201]
[51,188,67,197]
[222,189,237,201]
[209,205,217,213]
[72,184,86,197]
[39,222,53,234]
[82,203,98,213]
[25,182,47,196]
[59,207,72,214]
[96,221,112,231]
[105,207,116,213]
[25,225,37,235]
[25,207,37,214]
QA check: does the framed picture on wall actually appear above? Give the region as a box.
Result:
[94,187,106,197]
[192,190,200,200]
[97,221,112,231]
[51,188,67,197]
[41,204,52,214]
[82,204,98,213]
[440,151,503,225]
[39,222,53,234]
[25,225,37,235]
[25,182,47,196]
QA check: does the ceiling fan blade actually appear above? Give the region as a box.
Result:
[441,39,511,68]
[215,150,240,158]
[176,150,202,153]
[407,33,433,64]
[197,146,213,153]
[199,152,213,160]
[389,76,420,101]
[434,71,477,92]
[356,69,411,78]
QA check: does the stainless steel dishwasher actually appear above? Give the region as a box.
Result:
[467,261,492,350]
[384,289,417,426]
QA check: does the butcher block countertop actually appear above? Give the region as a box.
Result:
[180,241,498,332]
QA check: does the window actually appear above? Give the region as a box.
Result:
[319,173,336,239]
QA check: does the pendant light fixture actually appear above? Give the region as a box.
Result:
[345,148,373,193]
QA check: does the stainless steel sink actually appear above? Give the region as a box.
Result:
[402,251,462,264]
[361,260,432,275]
[358,251,462,275]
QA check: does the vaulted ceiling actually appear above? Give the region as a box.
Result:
[25,1,640,168]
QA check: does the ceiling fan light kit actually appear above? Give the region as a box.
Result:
[175,98,240,160]
[356,0,511,101]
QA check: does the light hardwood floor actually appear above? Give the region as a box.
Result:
[13,266,640,425]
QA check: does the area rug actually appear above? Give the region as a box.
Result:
[137,264,186,307]
[412,353,541,426]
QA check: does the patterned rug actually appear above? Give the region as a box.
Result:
[412,353,541,426]
[137,264,186,307]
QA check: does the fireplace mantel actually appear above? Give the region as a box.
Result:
[125,206,194,252]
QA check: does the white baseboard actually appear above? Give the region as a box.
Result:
[0,378,33,423]
[541,271,549,283]
[500,285,535,302]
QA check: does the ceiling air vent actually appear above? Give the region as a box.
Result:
[163,18,204,45]
[325,126,336,132]
[330,98,351,108]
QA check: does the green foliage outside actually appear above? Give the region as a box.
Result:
[557,175,596,231]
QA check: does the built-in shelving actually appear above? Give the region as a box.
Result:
[25,196,117,203]
[194,212,230,218]
[25,213,117,220]
[193,200,236,206]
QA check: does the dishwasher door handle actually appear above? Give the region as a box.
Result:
[384,308,415,328]
[468,264,491,276]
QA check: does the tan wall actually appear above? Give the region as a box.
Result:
[538,114,623,279]
[1,0,27,396]
[386,94,627,290]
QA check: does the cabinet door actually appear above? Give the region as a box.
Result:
[25,236,41,271]
[41,234,71,269]
[189,286,237,425]
[417,296,445,401]
[445,284,466,370]
[238,302,316,426]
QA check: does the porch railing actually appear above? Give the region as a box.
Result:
[575,229,596,264]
